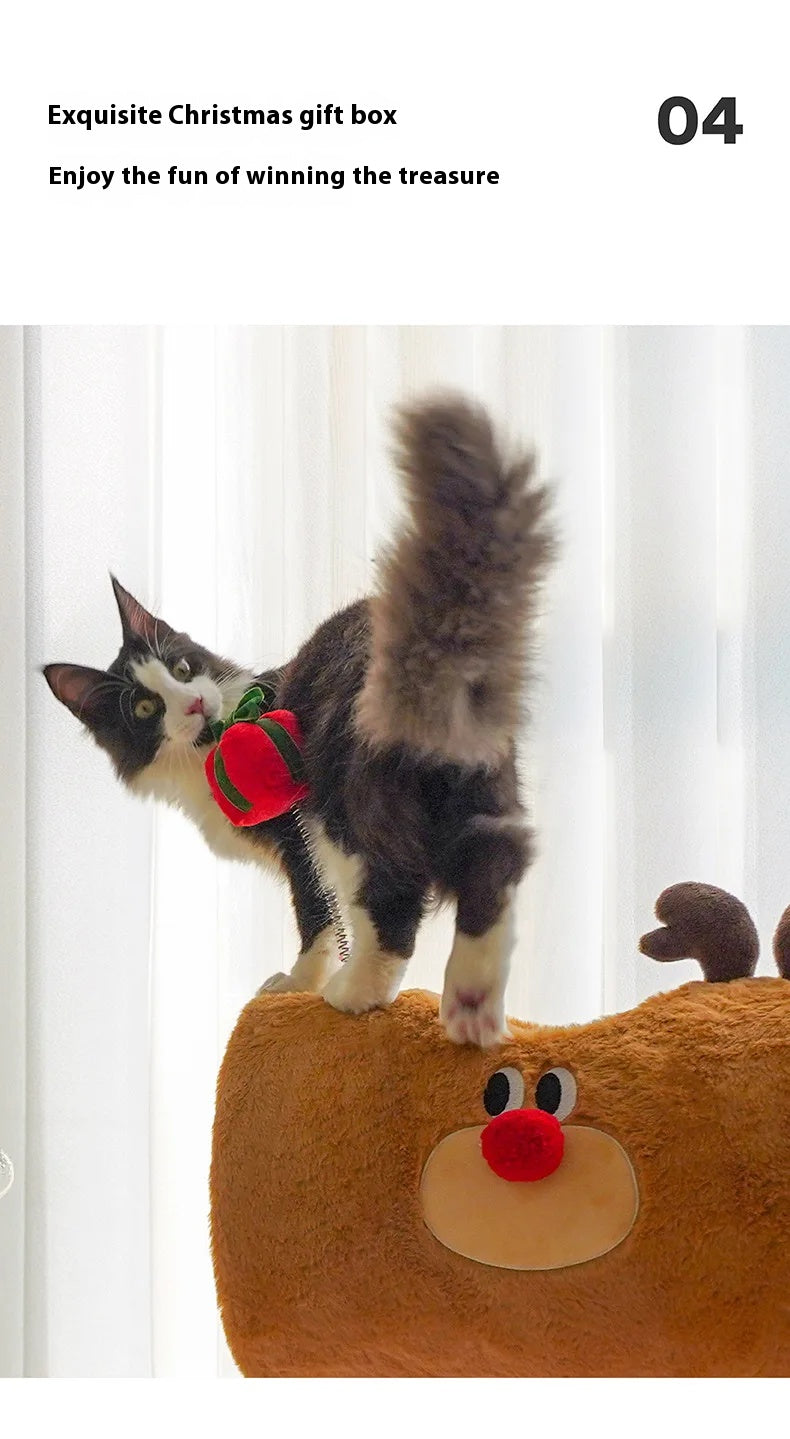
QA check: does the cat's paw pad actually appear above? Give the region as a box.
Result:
[322,960,401,1015]
[440,984,510,1048]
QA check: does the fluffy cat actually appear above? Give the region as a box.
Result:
[44,395,555,1046]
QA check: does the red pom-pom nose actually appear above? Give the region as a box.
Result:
[480,1107,565,1182]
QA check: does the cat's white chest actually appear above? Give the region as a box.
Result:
[130,748,276,868]
[180,770,255,861]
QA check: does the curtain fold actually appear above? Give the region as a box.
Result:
[17,328,158,1377]
[2,325,789,1375]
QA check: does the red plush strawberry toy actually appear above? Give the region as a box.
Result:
[205,685,310,826]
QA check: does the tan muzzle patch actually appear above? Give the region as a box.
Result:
[420,1125,639,1270]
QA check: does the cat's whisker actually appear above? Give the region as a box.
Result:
[80,678,124,700]
[75,677,127,722]
[214,665,247,689]
[118,688,135,737]
[153,620,165,665]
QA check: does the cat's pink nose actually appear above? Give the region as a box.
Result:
[186,697,205,716]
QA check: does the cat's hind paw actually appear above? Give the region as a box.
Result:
[257,932,341,997]
[257,971,303,996]
[322,953,407,1015]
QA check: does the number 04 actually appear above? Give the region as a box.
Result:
[658,96,743,145]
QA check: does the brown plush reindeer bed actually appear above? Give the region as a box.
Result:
[210,883,790,1377]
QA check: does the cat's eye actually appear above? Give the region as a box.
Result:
[172,658,191,681]
[134,696,159,720]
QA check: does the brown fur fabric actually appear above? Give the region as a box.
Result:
[774,906,790,978]
[639,882,760,981]
[355,396,555,767]
[211,977,790,1377]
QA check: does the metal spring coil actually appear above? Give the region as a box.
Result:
[291,804,351,964]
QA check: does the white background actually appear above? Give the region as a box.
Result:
[1,1,788,322]
[1,0,789,1430]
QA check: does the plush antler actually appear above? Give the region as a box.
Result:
[639,882,759,982]
[772,907,790,979]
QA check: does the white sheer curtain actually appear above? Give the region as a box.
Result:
[2,325,789,1376]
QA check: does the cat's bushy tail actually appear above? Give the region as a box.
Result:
[355,393,556,768]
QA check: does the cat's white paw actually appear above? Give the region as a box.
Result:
[322,953,407,1015]
[440,983,510,1047]
[440,905,514,1048]
[257,931,341,997]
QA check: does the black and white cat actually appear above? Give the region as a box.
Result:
[44,395,555,1046]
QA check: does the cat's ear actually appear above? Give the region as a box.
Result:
[42,663,113,726]
[110,575,173,651]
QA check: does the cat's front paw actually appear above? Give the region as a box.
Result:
[440,983,510,1048]
[322,954,406,1015]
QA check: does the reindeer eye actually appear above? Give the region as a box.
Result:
[172,658,191,681]
[134,696,159,720]
[535,1068,577,1121]
[483,1067,524,1117]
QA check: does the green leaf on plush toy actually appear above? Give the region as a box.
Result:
[212,746,254,813]
[208,683,278,743]
[256,717,306,783]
